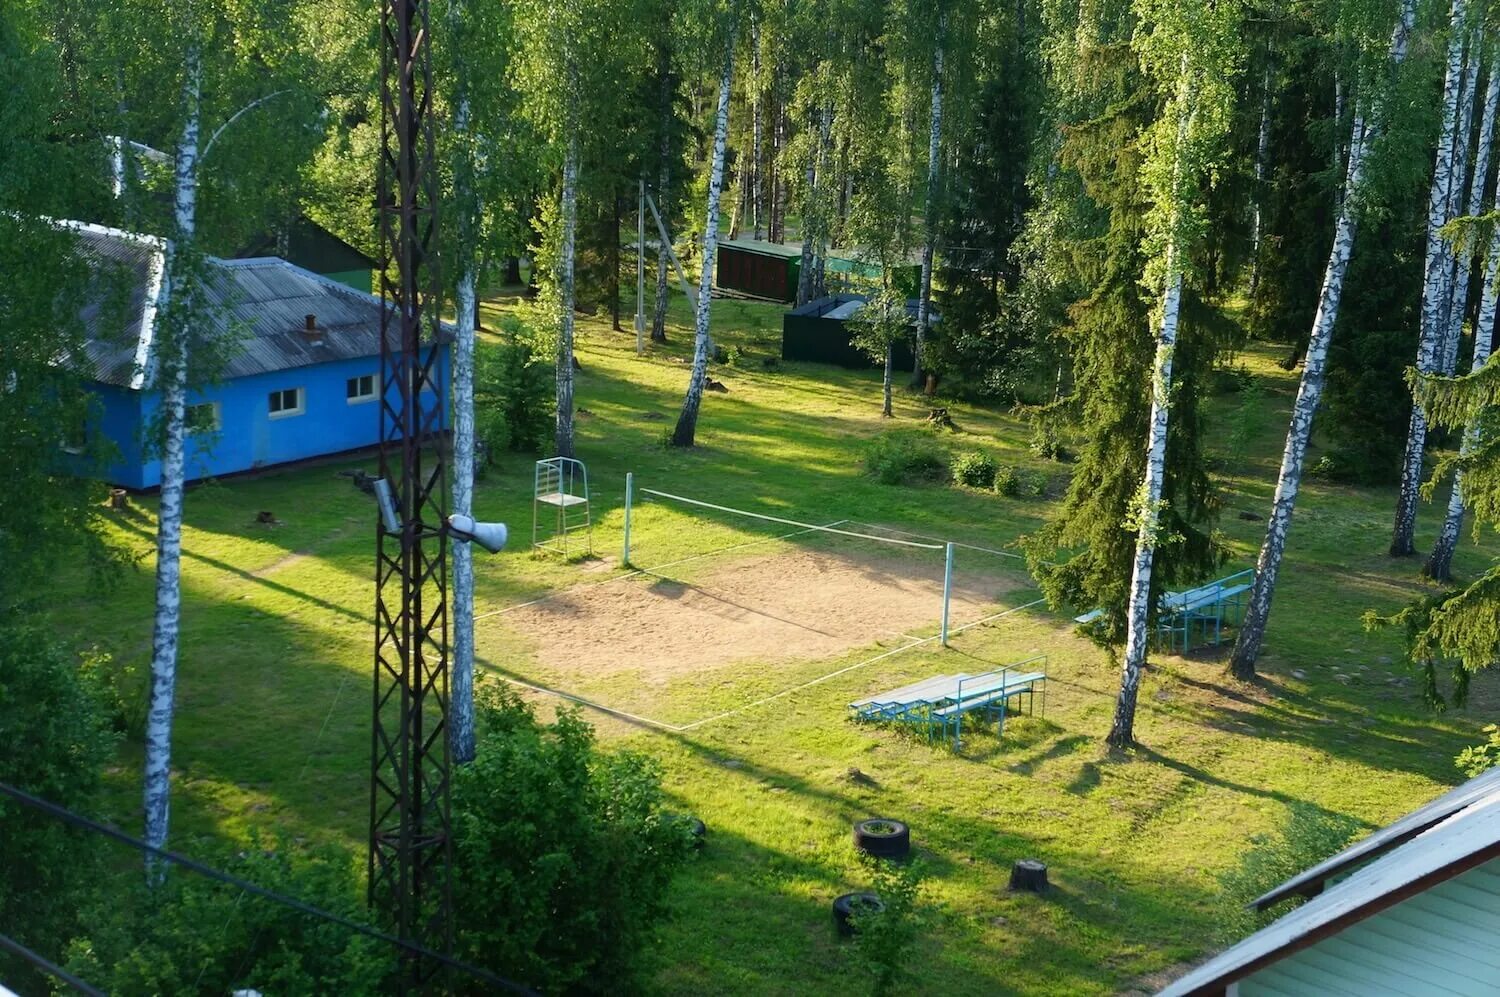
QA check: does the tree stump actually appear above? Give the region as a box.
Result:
[109,488,129,511]
[927,407,955,430]
[705,378,729,393]
[1009,859,1048,893]
[255,510,278,526]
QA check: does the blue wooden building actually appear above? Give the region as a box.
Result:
[72,222,449,489]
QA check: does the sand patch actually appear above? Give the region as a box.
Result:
[499,547,1027,683]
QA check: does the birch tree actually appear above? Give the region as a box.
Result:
[910,8,945,391]
[1428,49,1500,581]
[1391,0,1469,557]
[1109,0,1243,747]
[671,5,738,448]
[1229,0,1418,678]
[442,0,522,763]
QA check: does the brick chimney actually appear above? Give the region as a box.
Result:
[302,313,323,347]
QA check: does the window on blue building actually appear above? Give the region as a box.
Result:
[269,387,304,418]
[346,373,376,403]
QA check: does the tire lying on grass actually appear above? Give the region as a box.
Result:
[832,892,885,936]
[666,812,707,850]
[853,818,910,859]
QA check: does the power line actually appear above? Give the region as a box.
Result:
[0,781,533,995]
[0,930,105,997]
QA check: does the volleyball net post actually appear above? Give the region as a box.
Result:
[623,472,634,566]
[941,541,955,646]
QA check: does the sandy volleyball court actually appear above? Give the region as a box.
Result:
[497,546,1028,684]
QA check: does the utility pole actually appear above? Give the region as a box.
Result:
[636,178,646,354]
[371,0,451,989]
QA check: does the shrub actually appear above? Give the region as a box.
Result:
[846,854,925,995]
[864,429,951,485]
[0,623,119,990]
[994,465,1046,498]
[1457,724,1500,777]
[62,838,390,996]
[951,451,998,489]
[725,344,749,368]
[475,317,554,455]
[451,682,695,993]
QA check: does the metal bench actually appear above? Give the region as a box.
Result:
[850,656,1047,747]
[1075,570,1254,653]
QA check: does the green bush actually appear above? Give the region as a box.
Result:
[62,838,390,995]
[950,451,996,488]
[451,682,695,993]
[994,465,1046,498]
[476,317,555,456]
[0,623,119,990]
[846,854,926,996]
[1458,724,1500,777]
[864,429,951,486]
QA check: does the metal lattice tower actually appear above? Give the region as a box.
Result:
[371,0,450,987]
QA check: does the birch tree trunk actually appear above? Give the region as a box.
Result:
[1392,0,1468,557]
[1429,52,1500,581]
[1230,0,1417,678]
[795,105,818,306]
[556,129,579,459]
[811,104,832,299]
[1333,71,1346,217]
[1249,67,1270,298]
[652,57,672,343]
[145,43,200,867]
[1441,30,1487,378]
[1109,66,1191,748]
[671,26,735,448]
[1428,227,1500,581]
[751,16,763,241]
[912,16,945,391]
[451,87,479,764]
[882,346,894,416]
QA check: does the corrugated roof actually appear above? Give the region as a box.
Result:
[68,222,446,388]
[719,238,803,259]
[1158,772,1500,996]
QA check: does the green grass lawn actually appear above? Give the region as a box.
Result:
[53,290,1500,994]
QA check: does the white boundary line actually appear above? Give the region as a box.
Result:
[472,519,846,622]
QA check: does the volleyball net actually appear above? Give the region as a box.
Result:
[621,476,1033,646]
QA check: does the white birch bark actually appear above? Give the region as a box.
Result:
[652,57,672,342]
[672,26,735,447]
[913,16,945,391]
[1230,0,1417,677]
[451,86,479,763]
[882,343,893,417]
[751,16,764,242]
[1110,66,1191,748]
[795,104,818,306]
[145,43,200,866]
[555,128,579,459]
[1429,51,1500,581]
[1333,71,1346,216]
[1441,31,1488,377]
[1393,0,1468,557]
[1249,67,1270,298]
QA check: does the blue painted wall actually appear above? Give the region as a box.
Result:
[93,346,449,489]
